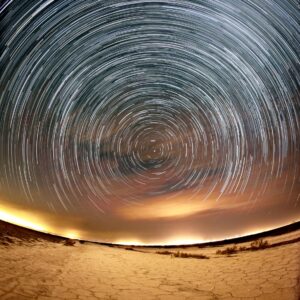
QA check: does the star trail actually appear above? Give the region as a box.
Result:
[0,0,299,245]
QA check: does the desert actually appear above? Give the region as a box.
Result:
[0,221,299,300]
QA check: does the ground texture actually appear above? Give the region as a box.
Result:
[0,227,299,300]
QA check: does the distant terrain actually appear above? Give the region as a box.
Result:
[0,220,66,245]
[0,219,299,247]
[0,219,299,300]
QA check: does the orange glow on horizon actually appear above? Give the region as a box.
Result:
[0,208,46,232]
[0,205,82,240]
[64,231,80,240]
[112,223,299,246]
[0,204,298,246]
[116,195,210,220]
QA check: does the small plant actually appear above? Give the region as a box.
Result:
[216,245,238,255]
[249,239,269,250]
[174,251,209,259]
[64,239,76,246]
[216,239,270,255]
[156,250,173,255]
[156,250,209,259]
[125,247,135,251]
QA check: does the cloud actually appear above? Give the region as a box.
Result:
[115,192,250,220]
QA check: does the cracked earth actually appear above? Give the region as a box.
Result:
[0,230,299,300]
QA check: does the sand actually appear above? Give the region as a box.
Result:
[0,230,299,300]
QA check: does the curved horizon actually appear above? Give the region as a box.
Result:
[0,206,299,246]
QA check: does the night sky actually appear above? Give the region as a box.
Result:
[0,0,299,245]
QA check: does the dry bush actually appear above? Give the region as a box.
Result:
[156,250,209,259]
[64,239,76,246]
[216,245,238,255]
[156,250,173,255]
[125,247,136,251]
[216,239,270,255]
[249,239,269,250]
[238,246,247,251]
[174,251,209,259]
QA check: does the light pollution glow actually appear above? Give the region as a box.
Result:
[0,204,298,246]
[0,205,80,240]
[0,209,296,246]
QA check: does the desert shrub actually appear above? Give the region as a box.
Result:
[249,239,269,250]
[156,250,209,259]
[174,251,209,259]
[156,250,173,255]
[64,239,76,246]
[238,246,247,251]
[216,245,238,255]
[216,239,270,254]
[125,247,135,251]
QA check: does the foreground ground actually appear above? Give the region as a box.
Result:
[0,225,299,300]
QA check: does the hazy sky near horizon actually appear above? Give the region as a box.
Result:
[0,0,299,245]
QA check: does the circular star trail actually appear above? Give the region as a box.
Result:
[0,0,299,244]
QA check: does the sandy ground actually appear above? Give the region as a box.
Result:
[0,230,299,300]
